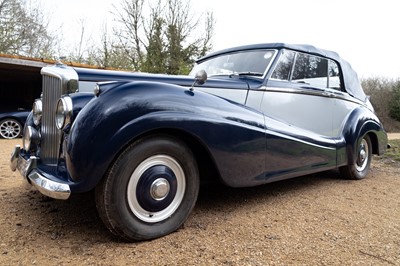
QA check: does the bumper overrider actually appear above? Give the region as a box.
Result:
[10,145,71,200]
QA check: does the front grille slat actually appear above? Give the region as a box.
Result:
[40,75,62,165]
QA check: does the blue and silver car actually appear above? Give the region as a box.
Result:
[10,43,388,241]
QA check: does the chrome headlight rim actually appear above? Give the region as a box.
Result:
[32,99,43,126]
[23,126,41,151]
[55,96,73,130]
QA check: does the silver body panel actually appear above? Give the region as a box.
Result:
[260,86,366,138]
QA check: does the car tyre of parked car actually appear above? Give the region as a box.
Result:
[339,134,372,180]
[95,135,199,241]
[0,118,22,139]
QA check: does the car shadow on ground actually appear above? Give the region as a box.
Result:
[15,169,344,243]
[196,169,342,207]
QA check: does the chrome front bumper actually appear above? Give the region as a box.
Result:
[10,145,71,200]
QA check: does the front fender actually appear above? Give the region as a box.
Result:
[68,92,96,121]
[338,106,387,166]
[65,81,266,191]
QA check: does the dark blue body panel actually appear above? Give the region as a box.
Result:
[264,117,337,182]
[65,81,267,191]
[337,106,388,166]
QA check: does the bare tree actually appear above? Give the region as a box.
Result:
[0,0,54,58]
[197,11,215,57]
[66,19,99,64]
[112,0,215,73]
[113,0,145,70]
[89,25,134,70]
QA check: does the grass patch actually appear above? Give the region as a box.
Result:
[383,139,400,161]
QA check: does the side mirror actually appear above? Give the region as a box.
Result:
[190,70,207,91]
[195,70,207,85]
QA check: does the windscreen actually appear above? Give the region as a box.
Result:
[190,50,276,77]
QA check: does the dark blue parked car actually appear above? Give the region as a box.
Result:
[0,109,30,139]
[11,43,388,241]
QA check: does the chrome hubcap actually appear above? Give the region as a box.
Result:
[127,155,186,223]
[356,139,369,172]
[359,149,366,163]
[150,178,170,201]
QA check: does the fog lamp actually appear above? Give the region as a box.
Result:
[32,99,43,126]
[23,126,41,151]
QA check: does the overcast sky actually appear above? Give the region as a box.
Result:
[39,0,399,79]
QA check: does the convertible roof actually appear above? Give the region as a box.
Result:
[197,43,366,102]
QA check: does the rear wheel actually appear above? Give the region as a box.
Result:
[0,118,22,139]
[340,134,372,180]
[95,135,199,241]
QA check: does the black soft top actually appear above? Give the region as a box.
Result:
[197,43,366,102]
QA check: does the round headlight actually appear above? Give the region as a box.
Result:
[55,96,73,130]
[32,99,42,126]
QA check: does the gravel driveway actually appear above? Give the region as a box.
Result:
[1,138,399,265]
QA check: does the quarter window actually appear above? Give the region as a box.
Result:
[271,50,342,90]
[328,60,341,90]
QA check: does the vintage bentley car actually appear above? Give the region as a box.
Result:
[11,43,387,241]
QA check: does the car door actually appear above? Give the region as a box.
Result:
[263,50,337,136]
[260,49,338,181]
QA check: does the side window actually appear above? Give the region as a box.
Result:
[291,53,328,88]
[328,60,341,90]
[271,50,295,80]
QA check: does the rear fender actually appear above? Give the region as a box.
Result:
[338,106,387,166]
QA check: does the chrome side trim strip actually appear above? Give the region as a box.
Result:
[264,86,364,105]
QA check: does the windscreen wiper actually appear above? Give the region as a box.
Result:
[229,72,263,78]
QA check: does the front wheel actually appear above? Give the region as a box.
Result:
[95,135,199,241]
[339,134,372,180]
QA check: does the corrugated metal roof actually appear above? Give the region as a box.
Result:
[0,54,112,70]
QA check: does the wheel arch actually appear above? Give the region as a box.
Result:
[66,116,224,193]
[109,128,222,187]
[367,130,380,155]
[339,106,388,166]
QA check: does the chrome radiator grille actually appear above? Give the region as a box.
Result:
[40,75,62,165]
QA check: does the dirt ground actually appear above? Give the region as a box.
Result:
[1,137,399,265]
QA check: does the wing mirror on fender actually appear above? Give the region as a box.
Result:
[190,70,207,91]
